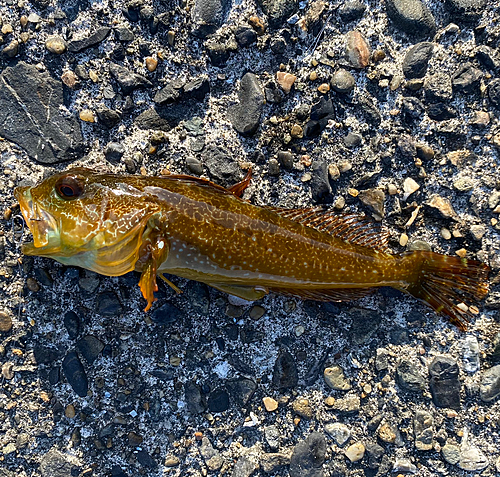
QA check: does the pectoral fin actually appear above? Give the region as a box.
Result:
[209,283,268,301]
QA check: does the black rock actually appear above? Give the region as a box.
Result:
[185,381,205,414]
[151,369,174,381]
[0,62,84,164]
[136,449,158,469]
[445,0,487,23]
[183,75,210,100]
[277,150,294,170]
[33,343,64,364]
[386,0,436,38]
[339,0,366,22]
[206,41,232,67]
[396,359,425,391]
[475,45,500,71]
[226,378,257,407]
[151,302,184,326]
[110,465,128,477]
[96,106,122,128]
[452,63,482,92]
[365,442,385,469]
[428,356,461,409]
[207,388,230,412]
[488,79,500,108]
[68,27,111,53]
[310,161,332,204]
[109,63,153,95]
[289,432,326,477]
[76,335,105,365]
[111,45,126,61]
[343,132,362,148]
[349,307,382,345]
[358,95,381,125]
[257,0,298,28]
[303,119,328,138]
[270,36,286,55]
[426,102,457,121]
[401,97,425,123]
[115,25,135,42]
[479,365,500,402]
[40,449,77,477]
[61,0,89,22]
[235,27,257,47]
[228,73,264,136]
[62,351,88,397]
[310,97,334,120]
[154,83,183,106]
[273,350,298,389]
[63,311,81,339]
[135,108,173,131]
[424,73,453,102]
[402,42,434,79]
[95,291,123,316]
[203,144,241,186]
[105,142,125,162]
[191,0,231,37]
[186,157,204,175]
[122,6,140,22]
[265,82,284,103]
[48,366,60,385]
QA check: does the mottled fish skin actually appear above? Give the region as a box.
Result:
[14,168,489,330]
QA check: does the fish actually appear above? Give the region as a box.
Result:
[14,167,489,330]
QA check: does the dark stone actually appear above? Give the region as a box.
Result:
[479,365,500,402]
[265,82,283,103]
[105,142,125,162]
[61,0,90,22]
[206,41,232,67]
[428,356,461,409]
[150,303,184,326]
[488,79,500,108]
[95,291,123,316]
[233,456,258,477]
[339,0,366,22]
[186,281,210,313]
[151,369,174,381]
[257,0,298,28]
[191,0,231,38]
[34,268,54,286]
[358,95,381,125]
[228,73,264,136]
[110,465,128,477]
[183,75,210,100]
[277,150,294,170]
[0,62,84,164]
[203,144,241,186]
[303,119,328,138]
[272,350,298,389]
[364,442,385,469]
[63,311,81,339]
[289,432,326,477]
[424,73,453,102]
[402,42,434,79]
[154,83,183,106]
[401,97,425,123]
[452,63,482,92]
[445,0,487,23]
[331,69,355,94]
[111,45,126,61]
[185,381,205,414]
[270,36,286,55]
[396,359,425,391]
[96,106,122,128]
[226,378,257,407]
[40,449,77,477]
[62,350,88,397]
[68,27,111,53]
[134,108,172,132]
[343,132,362,148]
[33,343,63,364]
[310,97,334,120]
[386,0,436,38]
[115,25,135,42]
[426,102,457,121]
[207,388,230,412]
[310,161,332,204]
[76,335,105,365]
[136,449,158,469]
[109,63,153,95]
[235,27,257,47]
[122,6,140,22]
[475,45,500,71]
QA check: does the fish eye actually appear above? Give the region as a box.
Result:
[55,175,85,200]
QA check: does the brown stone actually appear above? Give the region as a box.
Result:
[276,72,297,94]
[346,31,370,68]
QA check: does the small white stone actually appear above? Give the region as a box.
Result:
[345,442,365,462]
[402,177,420,200]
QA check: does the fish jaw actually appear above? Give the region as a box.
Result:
[14,185,62,254]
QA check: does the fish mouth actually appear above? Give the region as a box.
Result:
[14,186,61,255]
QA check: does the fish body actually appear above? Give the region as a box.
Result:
[15,168,489,330]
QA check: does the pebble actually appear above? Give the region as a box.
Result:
[488,79,500,107]
[65,404,76,419]
[310,160,332,203]
[324,365,352,391]
[331,394,360,413]
[164,456,180,467]
[343,131,362,148]
[339,0,366,21]
[208,388,230,412]
[0,310,13,332]
[79,109,95,122]
[76,335,105,365]
[232,456,258,477]
[428,356,461,409]
[424,72,453,102]
[257,0,298,28]
[235,26,257,47]
[331,69,355,93]
[317,83,330,94]
[325,422,351,447]
[151,303,184,326]
[402,177,420,200]
[414,410,433,450]
[2,361,14,380]
[396,359,425,392]
[345,442,365,462]
[2,40,19,58]
[452,63,482,93]
[425,195,457,219]
[45,36,67,55]
[95,291,123,316]
[402,42,433,79]
[479,364,500,402]
[292,398,313,419]
[359,189,385,219]
[442,443,461,465]
[62,351,88,397]
[109,62,153,95]
[346,30,370,68]
[260,453,290,472]
[378,423,397,443]
[145,57,158,72]
[386,0,436,38]
[273,350,298,389]
[228,72,264,136]
[105,142,125,162]
[470,224,486,241]
[462,335,480,373]
[289,432,326,477]
[263,396,278,411]
[68,27,111,53]
[276,71,297,94]
[40,449,76,477]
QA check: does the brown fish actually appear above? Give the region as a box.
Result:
[14,168,489,330]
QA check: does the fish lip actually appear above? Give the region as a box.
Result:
[14,186,60,253]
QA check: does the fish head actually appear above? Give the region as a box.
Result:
[14,168,160,275]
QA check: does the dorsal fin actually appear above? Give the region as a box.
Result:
[272,207,389,252]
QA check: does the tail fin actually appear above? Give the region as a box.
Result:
[404,251,489,331]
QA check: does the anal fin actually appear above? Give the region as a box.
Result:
[209,283,268,301]
[269,286,375,302]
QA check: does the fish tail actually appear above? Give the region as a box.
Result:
[403,251,489,331]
